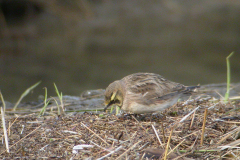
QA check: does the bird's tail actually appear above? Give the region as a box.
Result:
[186,85,200,91]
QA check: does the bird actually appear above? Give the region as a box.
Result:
[104,72,199,114]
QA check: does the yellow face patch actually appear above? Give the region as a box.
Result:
[111,91,117,101]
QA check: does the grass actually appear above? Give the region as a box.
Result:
[1,107,9,153]
[39,83,64,116]
[39,87,50,116]
[110,105,121,115]
[0,91,6,114]
[12,81,41,111]
[53,83,64,115]
[224,52,234,102]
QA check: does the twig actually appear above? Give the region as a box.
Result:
[1,107,9,153]
[161,122,166,143]
[152,124,163,147]
[107,138,127,144]
[221,149,239,159]
[140,153,146,160]
[182,130,201,139]
[218,139,240,150]
[207,102,219,110]
[164,127,173,160]
[81,122,109,145]
[189,110,196,129]
[168,139,185,156]
[220,121,240,124]
[0,115,19,141]
[131,115,147,132]
[200,108,208,146]
[40,144,49,151]
[129,131,138,141]
[173,152,191,160]
[179,106,200,123]
[8,116,19,137]
[0,124,41,155]
[115,140,142,160]
[190,135,199,150]
[90,140,110,152]
[138,142,149,150]
[123,124,132,143]
[97,146,123,160]
[20,125,25,134]
[218,126,240,144]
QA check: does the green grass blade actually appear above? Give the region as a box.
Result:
[224,52,234,102]
[39,87,50,116]
[39,100,50,116]
[51,97,61,115]
[53,83,61,98]
[13,81,41,111]
[0,91,6,113]
[53,83,64,114]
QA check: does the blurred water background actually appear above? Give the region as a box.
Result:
[0,0,239,102]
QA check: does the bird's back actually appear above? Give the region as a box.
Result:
[122,73,186,98]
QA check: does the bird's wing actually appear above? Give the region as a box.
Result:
[123,73,186,100]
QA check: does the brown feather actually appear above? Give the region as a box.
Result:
[104,72,199,113]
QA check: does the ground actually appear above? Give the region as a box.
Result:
[1,84,240,159]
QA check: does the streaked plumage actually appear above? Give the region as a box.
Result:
[104,73,199,114]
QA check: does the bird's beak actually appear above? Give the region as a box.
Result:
[103,101,114,112]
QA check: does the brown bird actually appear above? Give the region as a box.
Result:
[104,73,199,114]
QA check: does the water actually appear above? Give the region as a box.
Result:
[0,0,239,102]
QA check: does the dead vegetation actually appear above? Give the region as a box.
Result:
[1,92,240,159]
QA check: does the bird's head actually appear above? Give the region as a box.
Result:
[104,81,124,111]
